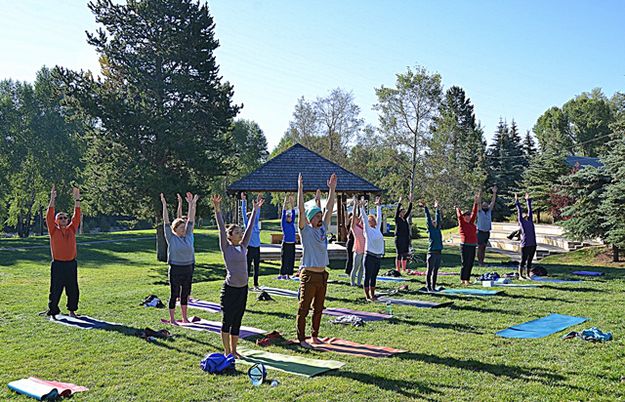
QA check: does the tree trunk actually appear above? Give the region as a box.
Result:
[39,208,44,236]
[156,224,167,262]
[613,245,620,263]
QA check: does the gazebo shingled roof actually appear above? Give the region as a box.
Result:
[227,143,382,194]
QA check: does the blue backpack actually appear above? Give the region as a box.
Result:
[200,353,235,374]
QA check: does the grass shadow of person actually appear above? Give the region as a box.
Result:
[390,316,483,334]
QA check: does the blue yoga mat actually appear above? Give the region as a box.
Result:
[497,313,588,338]
[439,288,502,296]
[531,276,580,283]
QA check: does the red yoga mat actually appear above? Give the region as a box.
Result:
[301,337,407,358]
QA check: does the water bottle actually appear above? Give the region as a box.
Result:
[386,300,393,316]
[270,380,279,387]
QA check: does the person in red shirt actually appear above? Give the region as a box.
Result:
[45,185,81,318]
[455,192,479,286]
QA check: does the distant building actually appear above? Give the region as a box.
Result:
[565,155,603,169]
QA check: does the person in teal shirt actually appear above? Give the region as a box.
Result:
[421,201,443,292]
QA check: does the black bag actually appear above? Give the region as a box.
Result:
[256,291,274,301]
[531,265,548,276]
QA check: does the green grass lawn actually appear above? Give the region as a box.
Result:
[2,228,625,401]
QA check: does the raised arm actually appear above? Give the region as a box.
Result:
[315,189,322,209]
[323,173,337,227]
[455,206,463,222]
[423,204,433,229]
[405,201,413,219]
[360,205,369,239]
[68,187,82,232]
[240,193,247,229]
[351,197,359,231]
[46,185,57,234]
[515,193,523,223]
[243,194,264,247]
[489,186,498,210]
[395,197,402,221]
[470,193,479,224]
[160,193,170,225]
[525,193,533,220]
[176,193,183,219]
[298,173,307,230]
[211,195,228,252]
[375,196,382,231]
[435,202,442,229]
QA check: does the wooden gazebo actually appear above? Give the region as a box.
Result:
[227,143,383,242]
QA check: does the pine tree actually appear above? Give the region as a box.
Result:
[522,150,570,222]
[600,118,625,261]
[523,130,537,159]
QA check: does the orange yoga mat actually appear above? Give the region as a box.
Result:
[301,337,407,358]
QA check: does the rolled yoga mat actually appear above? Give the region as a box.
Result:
[259,286,299,298]
[161,317,266,339]
[237,347,345,377]
[323,307,392,321]
[8,377,88,400]
[496,313,588,339]
[296,337,406,358]
[376,296,453,308]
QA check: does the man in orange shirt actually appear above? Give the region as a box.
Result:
[46,185,81,318]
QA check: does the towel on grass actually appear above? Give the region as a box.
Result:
[563,327,613,342]
[237,347,345,377]
[258,287,299,298]
[8,377,88,400]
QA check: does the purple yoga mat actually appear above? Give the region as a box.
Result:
[572,271,603,276]
[323,308,392,321]
[187,298,221,313]
[163,317,266,339]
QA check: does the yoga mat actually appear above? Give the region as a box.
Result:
[531,276,580,283]
[259,286,299,298]
[162,317,265,339]
[408,271,456,276]
[377,296,453,308]
[338,273,406,282]
[237,347,345,377]
[496,313,588,339]
[8,377,88,400]
[439,288,502,296]
[323,307,391,321]
[298,337,406,358]
[572,271,604,277]
[187,298,221,313]
[49,314,122,330]
[482,282,540,288]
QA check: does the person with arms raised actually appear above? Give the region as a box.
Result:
[361,196,385,301]
[212,193,262,357]
[45,185,82,318]
[515,193,537,280]
[296,173,336,348]
[456,193,479,286]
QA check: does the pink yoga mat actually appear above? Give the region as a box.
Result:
[323,308,391,321]
[301,337,406,358]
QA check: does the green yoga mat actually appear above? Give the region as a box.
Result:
[237,348,345,377]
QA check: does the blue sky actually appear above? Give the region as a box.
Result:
[1,0,623,149]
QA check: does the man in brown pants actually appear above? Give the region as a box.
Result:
[296,172,337,348]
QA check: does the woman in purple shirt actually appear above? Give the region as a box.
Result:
[212,193,263,357]
[279,194,296,279]
[515,193,537,280]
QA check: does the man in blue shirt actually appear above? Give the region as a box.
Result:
[241,193,262,290]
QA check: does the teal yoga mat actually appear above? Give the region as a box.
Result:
[496,313,588,339]
[237,348,345,377]
[439,288,502,296]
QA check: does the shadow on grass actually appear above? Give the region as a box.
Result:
[497,293,572,303]
[390,317,483,334]
[246,308,296,320]
[151,262,226,285]
[450,304,517,315]
[327,369,442,400]
[396,352,569,386]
